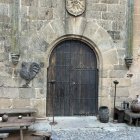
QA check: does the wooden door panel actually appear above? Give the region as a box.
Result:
[47,40,98,116]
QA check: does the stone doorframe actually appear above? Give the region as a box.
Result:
[28,17,118,114]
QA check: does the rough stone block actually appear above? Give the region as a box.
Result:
[101,86,113,97]
[53,0,65,19]
[65,17,87,35]
[37,20,48,30]
[0,4,9,15]
[92,4,107,11]
[86,11,102,19]
[0,44,4,53]
[33,75,45,88]
[107,4,126,14]
[4,65,14,76]
[97,38,113,52]
[0,15,10,22]
[30,99,46,117]
[87,0,99,10]
[13,99,30,108]
[22,0,38,6]
[99,96,112,110]
[116,87,129,97]
[103,49,118,68]
[117,49,126,63]
[119,0,127,5]
[0,53,6,61]
[3,88,19,98]
[114,64,127,70]
[21,20,28,31]
[88,0,99,3]
[29,35,48,52]
[110,87,129,97]
[0,0,13,4]
[102,78,112,87]
[112,21,126,31]
[100,0,119,4]
[35,88,45,99]
[21,6,28,19]
[0,98,12,109]
[38,7,53,20]
[19,88,35,99]
[102,13,125,21]
[0,76,16,87]
[28,6,38,20]
[101,70,109,78]
[50,19,65,37]
[109,70,127,78]
[40,0,52,8]
[97,20,112,30]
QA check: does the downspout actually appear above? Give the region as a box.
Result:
[10,0,21,65]
[125,0,134,69]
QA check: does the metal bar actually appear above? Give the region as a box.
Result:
[49,80,57,125]
[113,80,119,122]
[20,126,23,140]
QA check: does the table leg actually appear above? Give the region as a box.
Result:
[136,119,138,126]
[20,126,24,140]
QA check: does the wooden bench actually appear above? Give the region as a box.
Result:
[0,117,35,140]
[0,108,37,117]
[0,133,9,140]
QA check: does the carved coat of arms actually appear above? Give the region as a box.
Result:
[66,0,86,16]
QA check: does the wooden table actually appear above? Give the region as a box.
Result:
[0,117,35,140]
[114,106,126,123]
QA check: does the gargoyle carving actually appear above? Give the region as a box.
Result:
[20,62,40,87]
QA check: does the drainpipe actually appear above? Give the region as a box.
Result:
[10,0,21,65]
[124,0,134,69]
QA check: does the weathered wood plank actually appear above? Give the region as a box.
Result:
[0,108,37,115]
[0,133,9,138]
[0,117,35,128]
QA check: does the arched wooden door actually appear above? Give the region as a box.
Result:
[47,40,98,116]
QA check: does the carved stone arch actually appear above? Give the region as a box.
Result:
[38,17,118,70]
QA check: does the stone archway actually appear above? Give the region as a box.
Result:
[27,17,118,116]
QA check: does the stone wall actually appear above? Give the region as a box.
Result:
[130,0,140,98]
[0,0,134,117]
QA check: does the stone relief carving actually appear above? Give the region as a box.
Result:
[20,62,40,87]
[66,0,86,16]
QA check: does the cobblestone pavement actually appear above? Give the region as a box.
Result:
[51,127,140,140]
[32,117,140,140]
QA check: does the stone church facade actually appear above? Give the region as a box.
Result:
[0,0,139,117]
